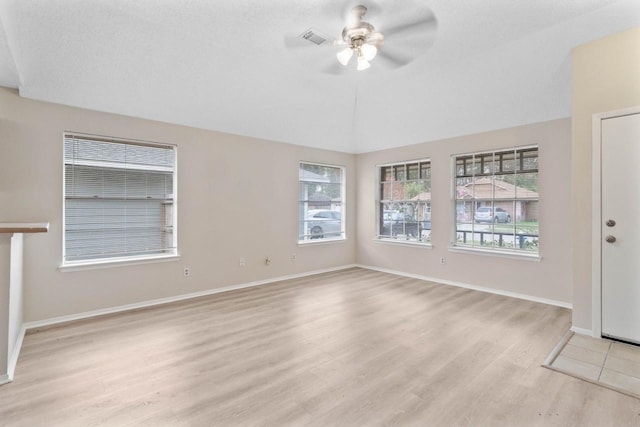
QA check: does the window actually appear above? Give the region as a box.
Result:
[453,146,539,254]
[378,159,431,243]
[63,133,177,264]
[299,162,345,242]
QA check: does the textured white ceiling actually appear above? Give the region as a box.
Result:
[0,0,639,153]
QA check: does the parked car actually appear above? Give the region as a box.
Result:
[382,211,430,239]
[306,209,342,239]
[474,207,511,223]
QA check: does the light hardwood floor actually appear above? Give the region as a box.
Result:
[1,268,639,426]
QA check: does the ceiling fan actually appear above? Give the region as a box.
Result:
[284,2,438,74]
[335,5,384,71]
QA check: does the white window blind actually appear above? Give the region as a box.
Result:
[63,133,176,263]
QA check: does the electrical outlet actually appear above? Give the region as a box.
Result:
[265,257,271,266]
[239,258,245,267]
[291,253,297,261]
[184,267,190,277]
[440,257,446,265]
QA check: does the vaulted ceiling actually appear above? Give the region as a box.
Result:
[0,0,639,153]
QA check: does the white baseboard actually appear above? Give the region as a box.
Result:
[570,326,594,337]
[356,264,572,309]
[0,374,9,385]
[24,264,358,330]
[6,325,26,382]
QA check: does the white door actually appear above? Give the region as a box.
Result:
[602,112,640,344]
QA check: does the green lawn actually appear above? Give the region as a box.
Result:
[493,221,538,233]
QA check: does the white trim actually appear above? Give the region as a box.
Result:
[373,238,432,249]
[62,131,179,270]
[583,114,602,336]
[451,143,539,159]
[356,264,571,308]
[448,246,541,262]
[570,326,594,337]
[25,264,358,330]
[297,237,347,246]
[591,106,640,339]
[7,325,26,381]
[376,158,431,168]
[299,160,347,170]
[450,145,540,260]
[298,161,346,247]
[374,159,432,251]
[63,131,178,149]
[592,112,603,339]
[59,254,180,272]
[0,374,9,386]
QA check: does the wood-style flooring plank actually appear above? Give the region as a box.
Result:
[1,267,639,426]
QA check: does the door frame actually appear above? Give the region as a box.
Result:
[591,105,640,338]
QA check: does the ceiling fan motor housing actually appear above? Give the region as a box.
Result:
[342,22,375,48]
[341,6,383,49]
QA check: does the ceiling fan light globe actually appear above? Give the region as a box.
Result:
[361,43,377,61]
[337,48,354,66]
[357,55,371,71]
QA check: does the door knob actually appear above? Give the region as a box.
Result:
[605,235,616,243]
[606,219,616,227]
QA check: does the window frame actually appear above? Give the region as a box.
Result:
[298,161,346,244]
[376,158,432,246]
[451,145,539,257]
[61,132,179,269]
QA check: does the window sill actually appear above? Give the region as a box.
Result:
[448,246,541,261]
[59,253,180,272]
[298,237,347,246]
[374,238,433,249]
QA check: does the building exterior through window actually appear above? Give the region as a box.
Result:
[298,162,345,242]
[453,146,539,254]
[378,159,432,244]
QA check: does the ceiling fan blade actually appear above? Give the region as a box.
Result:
[366,31,385,48]
[375,48,414,68]
[381,9,438,39]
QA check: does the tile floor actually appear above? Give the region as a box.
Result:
[547,332,640,399]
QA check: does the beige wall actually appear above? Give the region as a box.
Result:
[571,27,640,330]
[0,88,357,322]
[0,81,580,324]
[356,119,572,304]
